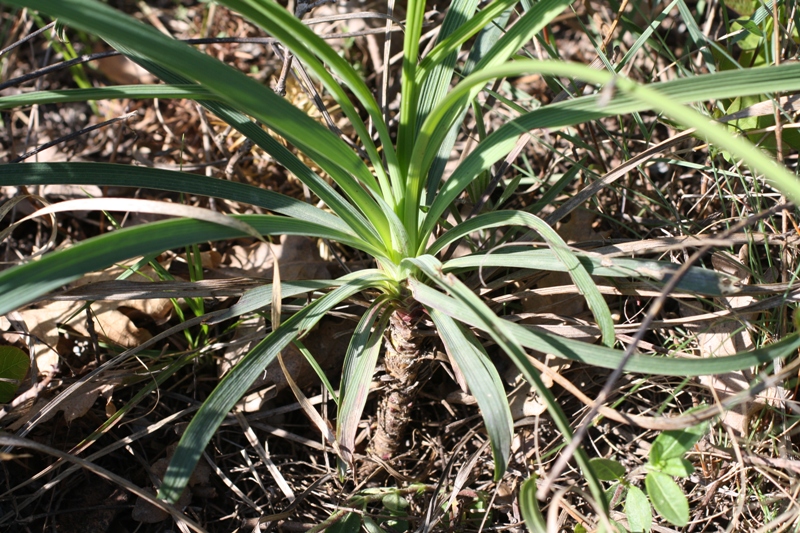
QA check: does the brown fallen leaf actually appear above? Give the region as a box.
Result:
[682,249,776,436]
[93,53,156,85]
[221,234,331,280]
[60,380,117,423]
[17,262,173,377]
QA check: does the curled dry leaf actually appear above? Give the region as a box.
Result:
[16,263,172,375]
[60,380,118,423]
[222,234,331,280]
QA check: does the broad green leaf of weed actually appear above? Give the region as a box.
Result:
[0,346,29,403]
[381,492,410,531]
[645,471,690,527]
[657,457,695,478]
[722,0,759,16]
[382,492,409,514]
[362,516,388,533]
[649,423,707,466]
[590,458,626,481]
[327,512,362,533]
[625,485,652,533]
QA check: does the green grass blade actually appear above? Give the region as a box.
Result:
[159,277,377,502]
[0,84,218,109]
[428,308,513,479]
[677,0,716,73]
[0,162,349,233]
[0,215,380,317]
[337,296,392,468]
[444,248,739,297]
[519,477,547,532]
[409,282,800,376]
[294,339,339,404]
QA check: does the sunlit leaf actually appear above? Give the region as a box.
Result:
[645,471,689,527]
[625,485,652,533]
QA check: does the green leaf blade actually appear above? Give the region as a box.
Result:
[0,346,29,403]
[650,424,708,465]
[336,298,392,468]
[645,471,690,527]
[429,308,513,479]
[625,485,653,533]
[589,458,626,481]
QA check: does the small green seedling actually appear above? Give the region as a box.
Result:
[590,422,708,532]
[334,486,416,533]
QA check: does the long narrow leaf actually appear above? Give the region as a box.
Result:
[409,281,800,376]
[336,296,392,468]
[8,0,394,252]
[443,247,739,297]
[0,216,381,316]
[0,84,217,109]
[429,210,615,346]
[419,60,800,245]
[414,0,479,132]
[159,277,377,502]
[0,162,349,233]
[215,0,399,206]
[212,270,390,325]
[428,308,513,479]
[108,56,385,251]
[404,255,607,509]
[407,0,575,236]
[395,0,427,172]
[425,3,515,201]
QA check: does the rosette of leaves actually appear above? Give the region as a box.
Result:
[2,0,800,529]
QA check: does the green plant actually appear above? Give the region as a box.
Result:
[590,423,708,532]
[0,346,28,403]
[2,0,800,530]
